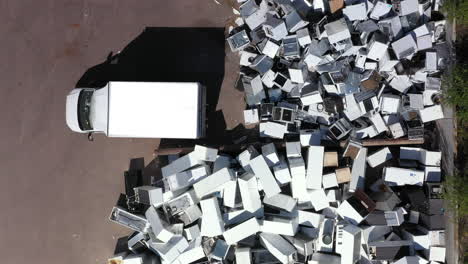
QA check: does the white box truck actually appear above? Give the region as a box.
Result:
[66,82,205,139]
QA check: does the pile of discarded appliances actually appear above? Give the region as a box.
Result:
[108,142,445,264]
[107,0,449,263]
[230,0,446,141]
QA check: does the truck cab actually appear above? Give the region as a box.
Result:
[66,88,107,134]
[66,82,206,139]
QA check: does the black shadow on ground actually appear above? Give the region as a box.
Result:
[76,27,227,147]
[114,236,130,255]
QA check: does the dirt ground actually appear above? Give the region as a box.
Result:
[0,1,243,264]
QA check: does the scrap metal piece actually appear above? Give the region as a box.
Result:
[183,225,201,241]
[309,253,341,264]
[235,247,252,264]
[109,206,149,233]
[282,35,301,60]
[241,0,268,30]
[145,207,175,243]
[161,152,205,178]
[355,90,379,113]
[261,215,299,236]
[272,106,297,123]
[384,167,425,186]
[400,0,419,16]
[380,94,401,114]
[343,3,367,21]
[244,109,260,125]
[425,52,438,72]
[367,32,389,61]
[286,141,302,158]
[211,239,231,261]
[419,105,444,123]
[405,117,424,140]
[224,217,261,245]
[308,189,329,211]
[134,186,163,207]
[337,190,376,225]
[263,15,288,41]
[390,75,413,94]
[259,233,297,264]
[392,34,418,60]
[417,34,433,51]
[250,55,274,75]
[242,74,266,106]
[263,193,297,212]
[289,156,309,202]
[227,30,251,51]
[378,16,403,40]
[238,173,262,213]
[273,157,292,185]
[305,146,324,189]
[325,18,352,51]
[250,155,281,197]
[296,28,312,47]
[335,167,351,184]
[322,172,338,189]
[127,232,148,254]
[262,143,280,167]
[367,147,392,168]
[165,165,211,191]
[194,145,218,162]
[350,147,367,192]
[285,10,309,33]
[261,38,281,59]
[193,168,235,199]
[179,204,202,225]
[370,1,392,20]
[341,225,362,264]
[288,62,309,84]
[328,118,352,140]
[200,197,225,237]
[273,72,296,92]
[260,121,288,139]
[176,238,206,264]
[315,218,336,252]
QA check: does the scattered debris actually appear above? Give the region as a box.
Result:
[108,140,445,264]
[106,0,449,263]
[229,2,445,143]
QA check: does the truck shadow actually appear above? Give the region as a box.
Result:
[75,27,228,147]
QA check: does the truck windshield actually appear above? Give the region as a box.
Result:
[77,90,94,131]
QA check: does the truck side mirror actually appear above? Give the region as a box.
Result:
[87,132,94,142]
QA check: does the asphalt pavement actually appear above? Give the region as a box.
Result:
[0,1,242,264]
